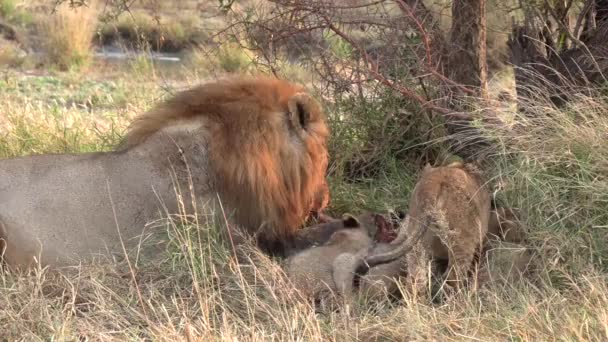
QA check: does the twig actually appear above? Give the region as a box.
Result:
[574,0,595,39]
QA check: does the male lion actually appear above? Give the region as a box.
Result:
[0,76,329,268]
[361,162,491,297]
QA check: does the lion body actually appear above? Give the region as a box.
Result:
[0,76,329,268]
[0,146,188,267]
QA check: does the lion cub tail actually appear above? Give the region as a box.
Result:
[355,215,432,276]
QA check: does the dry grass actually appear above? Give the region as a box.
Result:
[1,218,606,340]
[38,1,99,70]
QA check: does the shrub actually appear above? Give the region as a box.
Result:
[188,43,254,75]
[0,0,15,18]
[97,12,204,52]
[39,1,99,70]
[217,43,254,73]
[0,0,33,27]
[0,40,25,67]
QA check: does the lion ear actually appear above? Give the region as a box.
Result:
[287,93,319,130]
[341,213,360,228]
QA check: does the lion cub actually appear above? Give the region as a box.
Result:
[285,213,380,303]
[358,211,408,300]
[362,162,491,297]
[477,240,533,286]
[359,206,528,299]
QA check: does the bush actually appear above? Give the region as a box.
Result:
[0,0,33,27]
[0,40,26,67]
[97,12,204,52]
[39,1,99,70]
[0,0,15,18]
[325,86,450,183]
[188,43,254,75]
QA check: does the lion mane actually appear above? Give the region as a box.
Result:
[121,76,330,252]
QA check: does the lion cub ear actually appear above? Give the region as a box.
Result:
[287,93,320,130]
[341,213,361,228]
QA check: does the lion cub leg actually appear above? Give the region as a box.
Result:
[443,242,477,290]
[332,252,364,304]
[406,241,431,299]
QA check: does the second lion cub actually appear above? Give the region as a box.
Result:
[363,162,491,297]
[285,213,386,304]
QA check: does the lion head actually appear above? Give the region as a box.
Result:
[121,76,330,254]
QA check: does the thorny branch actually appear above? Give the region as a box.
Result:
[224,0,472,119]
[324,20,456,116]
